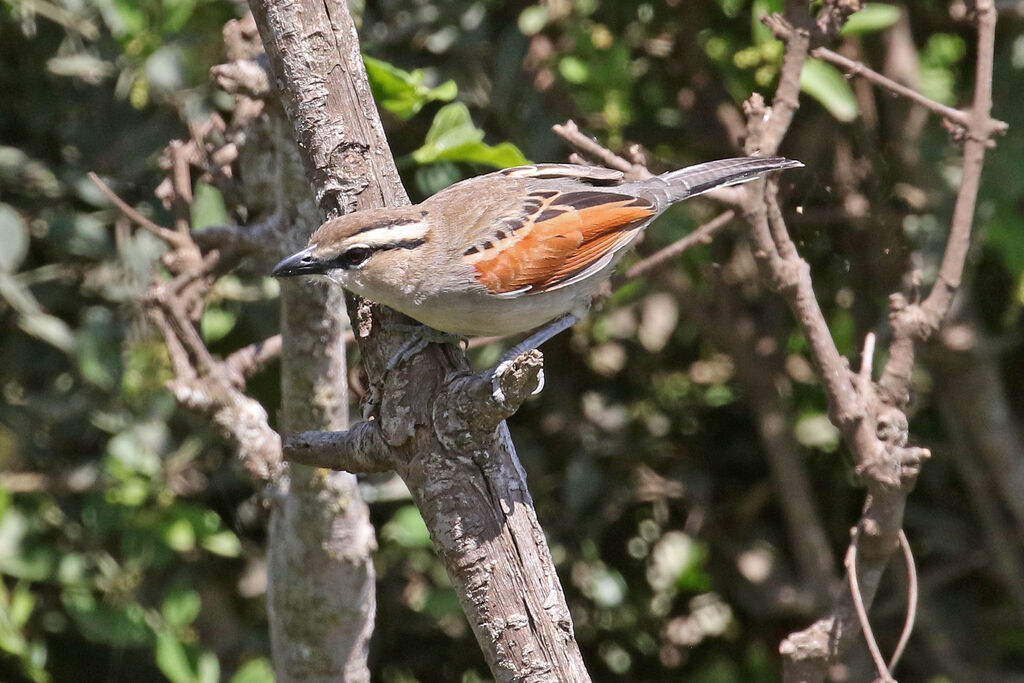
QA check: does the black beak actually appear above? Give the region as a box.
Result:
[272,246,322,277]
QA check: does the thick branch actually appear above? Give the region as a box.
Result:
[285,422,391,473]
[247,2,590,680]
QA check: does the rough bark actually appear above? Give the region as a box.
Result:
[217,16,378,682]
[246,1,590,680]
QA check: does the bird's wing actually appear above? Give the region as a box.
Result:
[461,183,657,296]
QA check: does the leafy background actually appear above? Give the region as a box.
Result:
[2,0,1024,681]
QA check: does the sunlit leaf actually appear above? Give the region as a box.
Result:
[197,652,220,683]
[518,5,548,35]
[794,413,841,451]
[0,273,76,352]
[164,519,196,553]
[10,583,35,628]
[200,307,236,344]
[558,56,589,84]
[230,659,274,683]
[413,103,529,168]
[162,0,198,34]
[800,58,858,122]
[364,55,457,119]
[840,4,901,36]
[201,531,241,558]
[156,633,196,683]
[163,588,201,629]
[191,182,228,231]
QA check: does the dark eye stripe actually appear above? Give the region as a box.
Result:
[331,238,426,269]
[386,239,426,251]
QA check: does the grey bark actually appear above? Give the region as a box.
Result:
[245,1,591,680]
[218,17,377,681]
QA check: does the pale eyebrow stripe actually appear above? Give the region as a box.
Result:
[354,217,421,235]
[346,222,430,247]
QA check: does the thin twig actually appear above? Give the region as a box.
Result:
[169,141,195,236]
[623,210,735,281]
[552,120,653,179]
[225,334,283,382]
[811,46,976,132]
[860,332,877,382]
[847,530,897,683]
[88,172,185,246]
[889,529,917,674]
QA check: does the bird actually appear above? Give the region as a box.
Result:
[273,157,801,392]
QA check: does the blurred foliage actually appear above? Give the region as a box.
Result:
[1,0,1024,682]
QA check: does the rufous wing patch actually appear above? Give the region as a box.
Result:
[472,190,656,294]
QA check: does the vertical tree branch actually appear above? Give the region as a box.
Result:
[212,15,379,682]
[754,3,1002,681]
[877,0,1002,406]
[246,1,590,680]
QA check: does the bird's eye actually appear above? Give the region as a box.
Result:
[336,245,373,269]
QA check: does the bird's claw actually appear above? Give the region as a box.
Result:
[487,355,545,404]
[385,326,465,371]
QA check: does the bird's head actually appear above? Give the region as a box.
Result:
[272,207,430,290]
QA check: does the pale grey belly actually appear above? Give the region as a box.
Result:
[340,264,611,336]
[403,286,589,336]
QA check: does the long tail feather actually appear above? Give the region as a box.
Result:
[635,156,803,206]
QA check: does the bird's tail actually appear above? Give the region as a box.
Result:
[633,156,803,206]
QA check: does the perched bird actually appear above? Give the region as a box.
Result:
[274,157,801,384]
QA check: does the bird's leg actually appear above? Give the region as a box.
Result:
[385,323,465,371]
[487,313,579,402]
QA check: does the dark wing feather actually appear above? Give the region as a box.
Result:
[470,189,656,294]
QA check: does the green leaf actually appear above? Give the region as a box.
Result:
[0,273,76,352]
[64,593,152,647]
[0,204,29,272]
[191,182,228,231]
[76,308,121,388]
[161,0,198,34]
[162,588,201,629]
[800,58,858,122]
[795,413,841,451]
[201,531,241,558]
[988,204,1024,276]
[200,307,236,344]
[107,0,148,38]
[156,633,196,683]
[229,659,274,683]
[10,583,35,628]
[517,5,548,35]
[558,56,589,84]
[840,4,902,36]
[364,55,457,120]
[413,103,529,168]
[382,505,432,548]
[751,0,784,44]
[164,518,196,553]
[197,652,220,683]
[106,428,161,478]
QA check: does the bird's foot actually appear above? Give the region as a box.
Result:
[385,325,465,371]
[486,353,546,404]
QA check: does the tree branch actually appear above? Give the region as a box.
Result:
[246,1,590,679]
[747,3,1001,680]
[877,0,1000,406]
